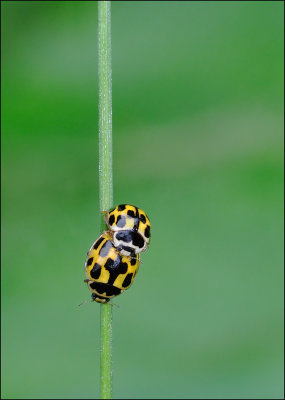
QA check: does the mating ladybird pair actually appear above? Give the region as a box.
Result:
[84,204,151,304]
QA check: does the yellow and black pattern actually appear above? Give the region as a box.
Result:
[85,232,140,303]
[105,204,151,240]
[104,204,151,256]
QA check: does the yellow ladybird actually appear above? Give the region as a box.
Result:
[85,232,140,303]
[104,204,151,257]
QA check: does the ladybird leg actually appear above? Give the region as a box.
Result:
[130,253,143,264]
[138,256,144,265]
[78,299,92,307]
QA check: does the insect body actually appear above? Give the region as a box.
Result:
[104,204,151,256]
[85,232,140,303]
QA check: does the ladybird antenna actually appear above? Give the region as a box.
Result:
[78,299,93,307]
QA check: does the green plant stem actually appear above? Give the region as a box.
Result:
[98,1,113,399]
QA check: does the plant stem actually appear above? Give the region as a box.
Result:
[98,1,113,399]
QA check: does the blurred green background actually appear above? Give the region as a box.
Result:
[1,1,284,399]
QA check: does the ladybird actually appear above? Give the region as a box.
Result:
[104,204,151,257]
[85,232,140,303]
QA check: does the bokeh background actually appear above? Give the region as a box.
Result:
[1,1,284,399]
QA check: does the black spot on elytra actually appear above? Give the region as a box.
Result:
[116,215,126,228]
[122,273,133,288]
[93,236,105,250]
[132,232,145,248]
[86,257,93,266]
[139,213,146,224]
[104,256,128,285]
[90,263,101,280]
[133,207,139,231]
[104,257,116,270]
[127,209,135,218]
[90,281,122,297]
[99,240,113,257]
[119,262,128,274]
[108,214,115,226]
[144,225,150,238]
[117,204,126,211]
[130,257,137,266]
